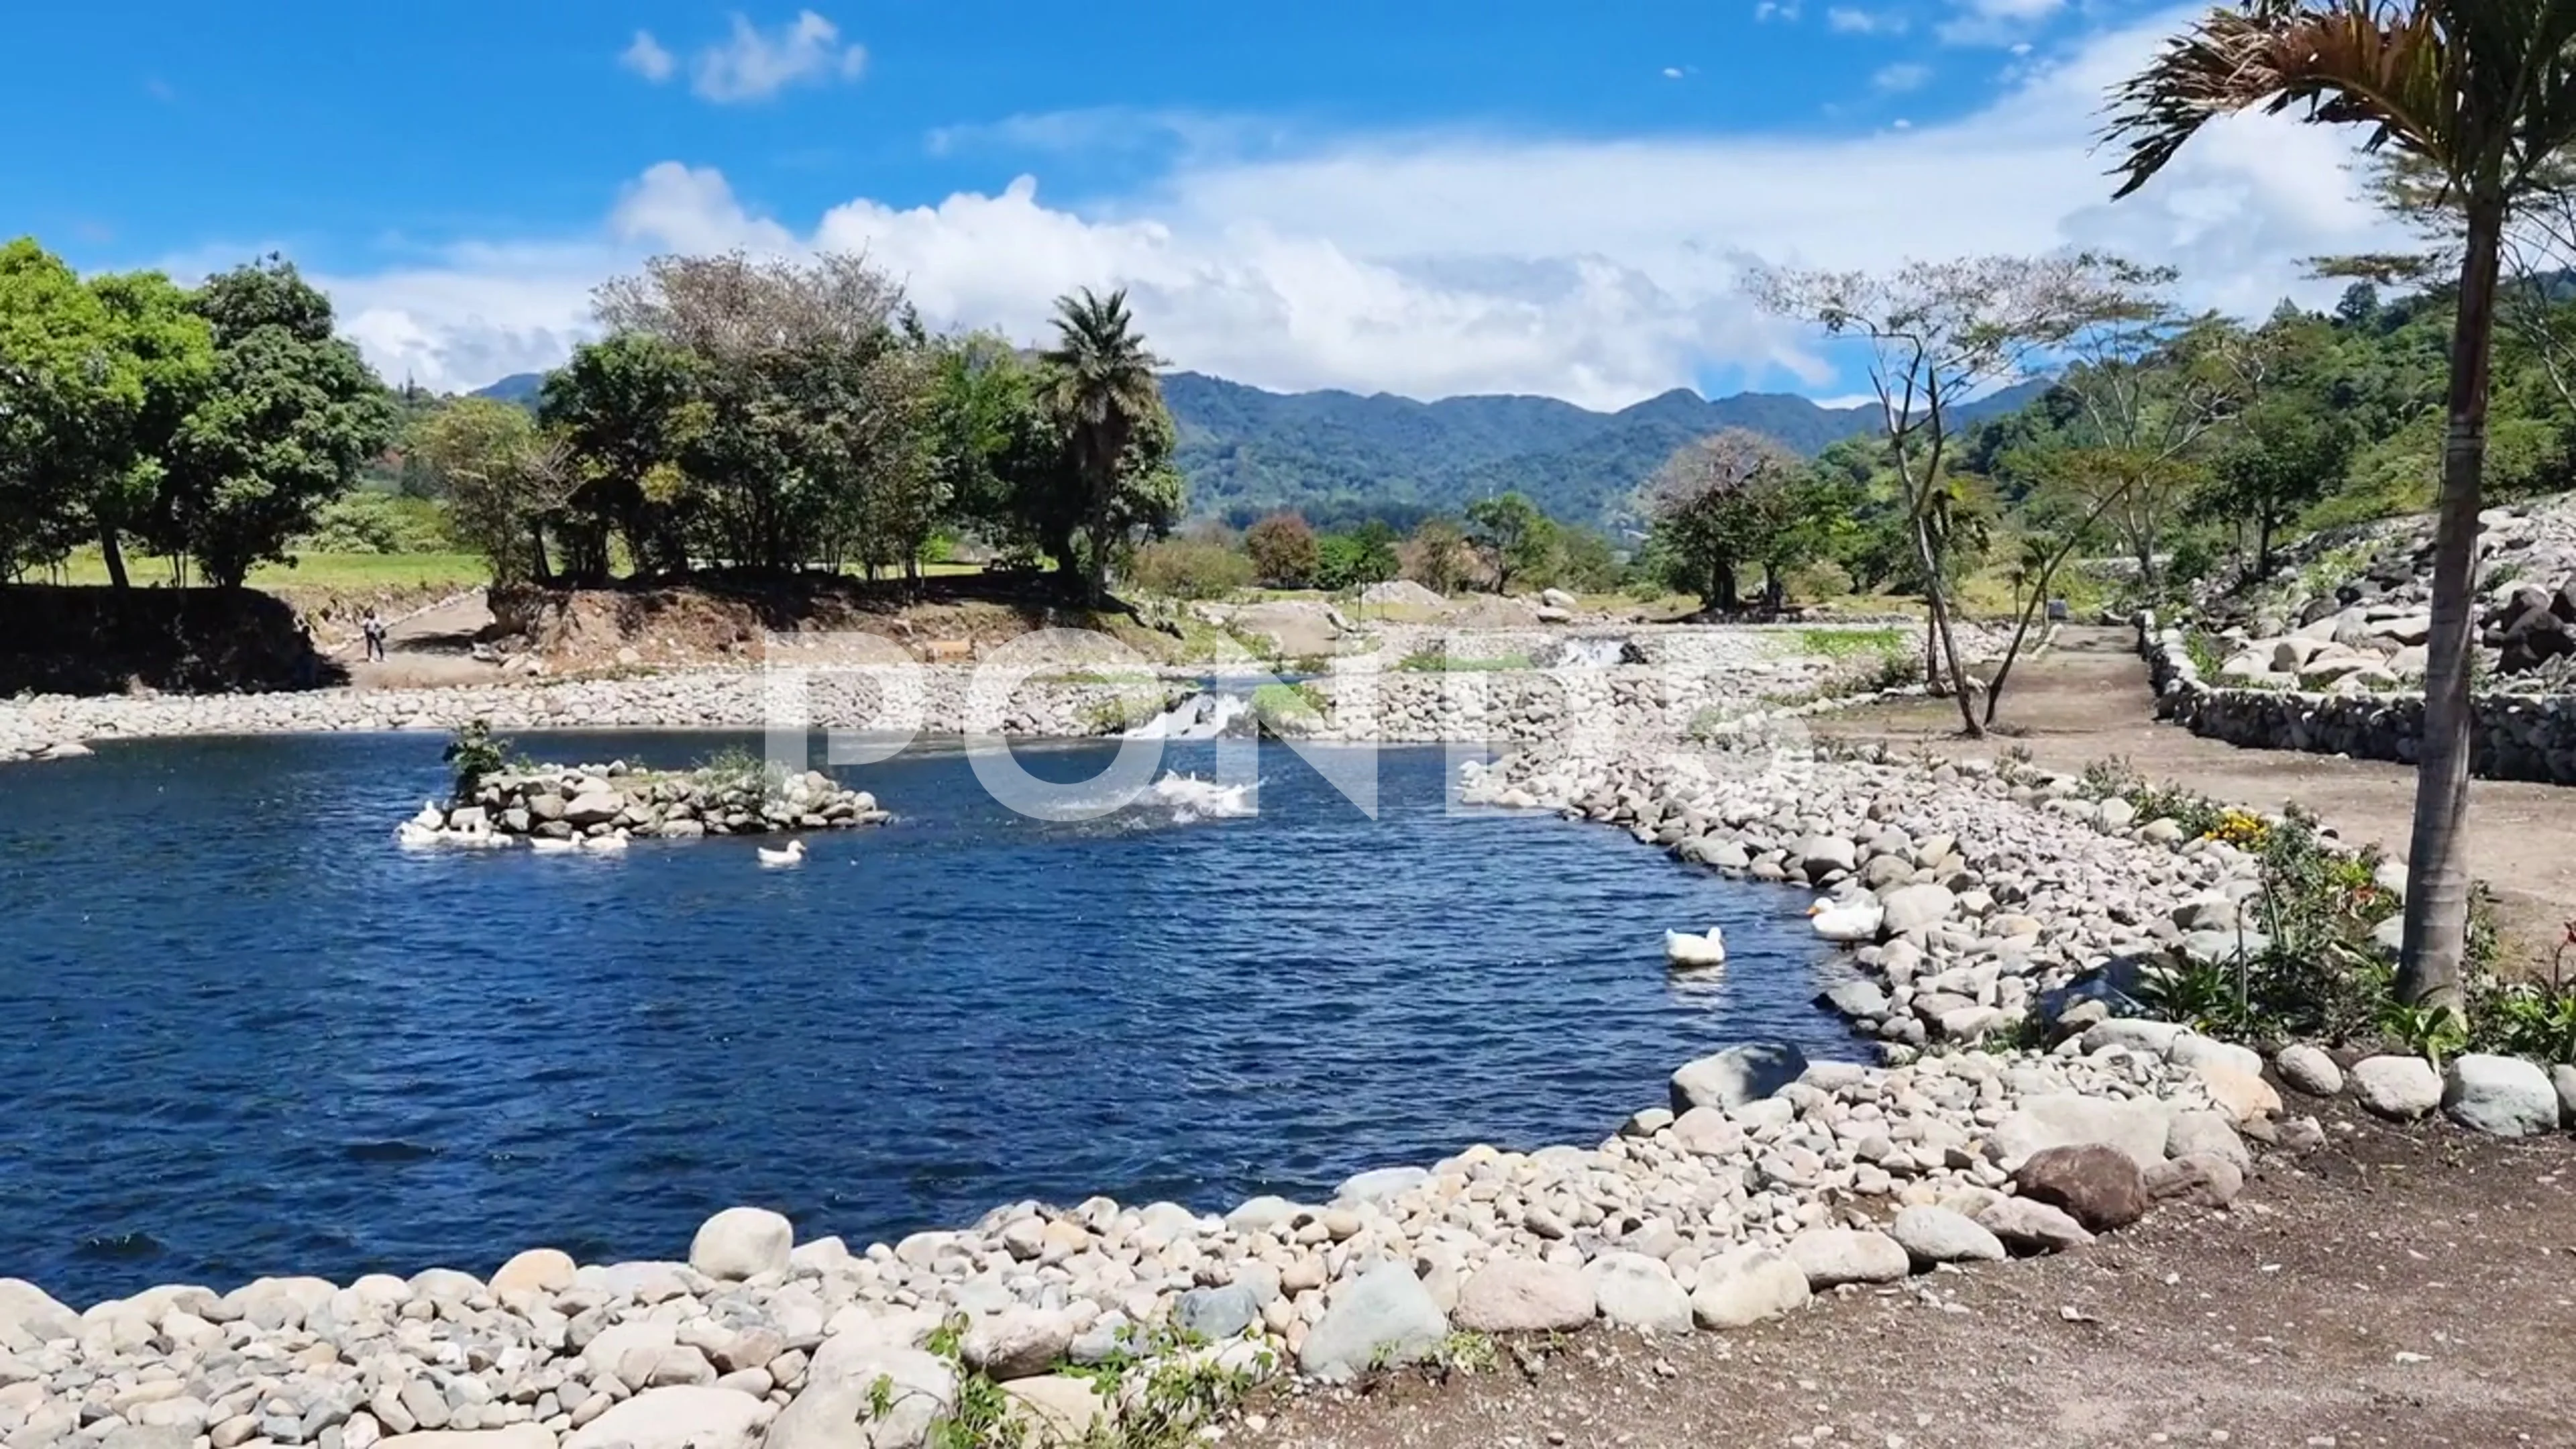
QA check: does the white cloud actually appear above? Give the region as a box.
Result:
[1754,1,1802,21]
[620,31,676,83]
[631,10,867,104]
[1662,66,1687,80]
[309,6,2407,409]
[1873,62,1932,93]
[1941,0,2066,45]
[1828,7,1908,35]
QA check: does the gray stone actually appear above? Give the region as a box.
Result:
[963,1309,1075,1381]
[561,792,627,828]
[1688,1246,1811,1330]
[564,1382,762,1444]
[1585,1252,1691,1334]
[2350,1055,2443,1120]
[0,1280,78,1343]
[1888,1207,2005,1267]
[1452,1258,1594,1334]
[1299,1264,1448,1382]
[1975,1197,2095,1254]
[2555,1064,2576,1128]
[1794,834,1858,879]
[1982,1093,2171,1171]
[1223,1196,1301,1233]
[1784,1228,1911,1288]
[2274,1044,2344,1097]
[1670,1106,1745,1157]
[1820,981,1890,1020]
[1669,1042,1809,1114]
[1173,1285,1260,1342]
[1878,883,1958,935]
[690,1206,793,1280]
[1334,1167,1429,1204]
[2442,1053,2562,1138]
[2165,1110,2249,1171]
[769,1345,954,1449]
[2144,1154,2245,1210]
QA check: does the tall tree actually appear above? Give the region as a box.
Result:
[1464,492,1549,593]
[1244,511,1320,587]
[414,398,574,584]
[1753,254,2141,735]
[1642,428,1803,612]
[2106,0,2576,1012]
[540,333,702,580]
[1040,288,1165,604]
[163,256,394,586]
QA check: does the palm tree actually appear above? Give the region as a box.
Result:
[1040,288,1163,605]
[2106,2,2576,1014]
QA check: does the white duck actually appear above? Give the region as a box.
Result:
[1663,927,1729,969]
[394,821,443,848]
[1807,898,1885,943]
[756,838,808,868]
[529,836,580,855]
[582,833,630,854]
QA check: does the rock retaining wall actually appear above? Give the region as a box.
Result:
[403,762,891,847]
[2139,612,2576,785]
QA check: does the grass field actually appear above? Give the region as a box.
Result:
[45,550,494,590]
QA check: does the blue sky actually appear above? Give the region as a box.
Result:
[6,1,2398,405]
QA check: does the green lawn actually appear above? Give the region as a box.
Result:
[48,550,492,589]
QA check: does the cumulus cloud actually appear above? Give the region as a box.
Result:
[620,31,676,83]
[692,10,866,102]
[1873,62,1932,92]
[311,6,2405,407]
[1942,0,2067,45]
[1828,7,1908,35]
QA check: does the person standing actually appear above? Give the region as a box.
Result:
[362,608,387,662]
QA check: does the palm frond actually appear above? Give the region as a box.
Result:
[2104,2,2451,198]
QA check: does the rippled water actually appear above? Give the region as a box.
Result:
[0,732,1856,1304]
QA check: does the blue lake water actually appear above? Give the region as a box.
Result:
[0,732,1858,1304]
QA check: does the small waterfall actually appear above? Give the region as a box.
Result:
[1545,637,1631,669]
[1126,691,1256,741]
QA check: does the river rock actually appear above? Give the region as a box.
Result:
[1785,1228,1911,1288]
[1982,1093,2171,1170]
[1878,883,1957,935]
[2351,1055,2443,1120]
[1669,1042,1808,1114]
[562,792,626,828]
[380,1432,551,1449]
[2165,1110,2249,1171]
[2145,1154,2245,1210]
[2012,1144,2150,1232]
[1585,1252,1691,1334]
[770,1345,955,1449]
[489,1248,574,1297]
[1175,1285,1261,1342]
[1001,1376,1106,1444]
[963,1309,1075,1381]
[1299,1264,1448,1382]
[690,1207,794,1280]
[2442,1053,2562,1137]
[1888,1207,2005,1267]
[1670,1106,1745,1157]
[1688,1246,1811,1330]
[2556,1064,2576,1128]
[1335,1167,1430,1203]
[1452,1258,1594,1334]
[0,1279,78,1342]
[2274,1044,2344,1097]
[568,1387,767,1449]
[1974,1197,2095,1254]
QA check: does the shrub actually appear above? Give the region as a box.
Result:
[1128,538,1254,600]
[441,719,509,798]
[1395,645,1532,672]
[299,491,452,555]
[1244,513,1320,588]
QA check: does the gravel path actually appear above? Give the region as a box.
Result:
[1251,1104,2576,1448]
[1816,626,2576,978]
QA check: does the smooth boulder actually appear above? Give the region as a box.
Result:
[1669,1042,1809,1114]
[568,1387,767,1449]
[2442,1053,2562,1138]
[1586,1252,1692,1334]
[1298,1264,1448,1383]
[1982,1093,2171,1171]
[1888,1207,2006,1267]
[1975,1197,2095,1254]
[2274,1044,2344,1097]
[1688,1246,1811,1330]
[690,1207,794,1281]
[2351,1055,2443,1120]
[2012,1144,2150,1232]
[1452,1258,1593,1334]
[1784,1228,1911,1289]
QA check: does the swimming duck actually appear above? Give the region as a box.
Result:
[583,832,630,853]
[1807,898,1884,943]
[1663,927,1728,969]
[394,822,443,848]
[529,836,580,854]
[756,838,808,867]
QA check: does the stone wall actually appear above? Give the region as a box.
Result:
[2138,612,2576,786]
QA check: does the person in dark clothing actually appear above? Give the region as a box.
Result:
[362,608,387,662]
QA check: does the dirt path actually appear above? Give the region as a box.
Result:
[339,592,506,690]
[1811,625,2576,977]
[1254,1110,2576,1448]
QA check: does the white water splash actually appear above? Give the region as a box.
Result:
[1143,771,1257,824]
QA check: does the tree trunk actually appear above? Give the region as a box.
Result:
[2255,513,2276,581]
[100,526,130,591]
[1907,506,1978,734]
[2399,199,2504,1016]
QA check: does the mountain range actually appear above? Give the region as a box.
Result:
[470,369,2049,528]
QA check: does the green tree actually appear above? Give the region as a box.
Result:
[1642,428,1801,612]
[162,255,394,586]
[1040,288,1166,603]
[1402,516,1472,594]
[1315,521,1399,590]
[541,332,702,579]
[1464,491,1548,592]
[2106,0,2576,1010]
[413,398,573,584]
[1244,511,1319,586]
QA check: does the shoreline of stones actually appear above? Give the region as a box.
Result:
[15,730,2524,1449]
[400,761,890,848]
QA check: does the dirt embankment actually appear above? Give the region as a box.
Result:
[0,586,343,695]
